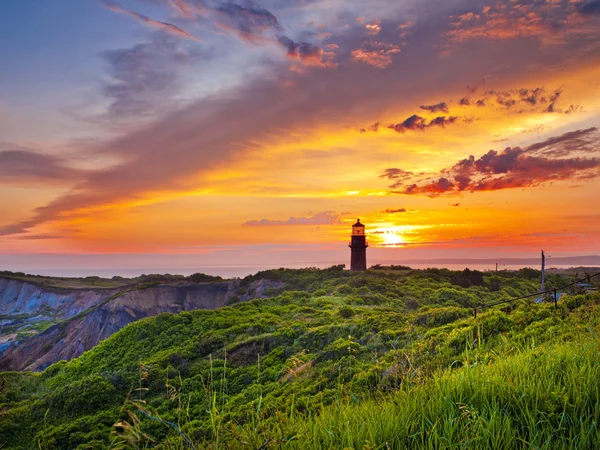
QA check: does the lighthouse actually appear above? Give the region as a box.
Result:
[349,219,368,271]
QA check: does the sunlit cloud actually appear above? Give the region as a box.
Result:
[385,127,600,196]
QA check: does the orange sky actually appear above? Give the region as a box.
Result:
[1,0,600,274]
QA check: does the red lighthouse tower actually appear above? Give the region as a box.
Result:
[349,219,368,271]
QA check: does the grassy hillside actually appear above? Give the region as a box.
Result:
[0,267,598,449]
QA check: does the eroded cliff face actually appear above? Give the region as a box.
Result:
[0,277,117,317]
[0,278,281,371]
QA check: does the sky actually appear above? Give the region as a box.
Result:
[1,0,600,276]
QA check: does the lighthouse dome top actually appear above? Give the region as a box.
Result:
[352,219,365,228]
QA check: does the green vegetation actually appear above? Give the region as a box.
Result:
[0,271,223,290]
[1,267,599,449]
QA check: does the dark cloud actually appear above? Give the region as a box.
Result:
[385,128,600,197]
[244,211,340,226]
[420,102,449,113]
[578,1,600,15]
[402,177,455,195]
[277,35,327,66]
[454,87,578,114]
[214,1,283,42]
[0,150,85,183]
[525,127,598,156]
[379,168,414,181]
[384,208,407,213]
[387,114,457,133]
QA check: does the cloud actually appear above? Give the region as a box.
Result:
[101,33,204,118]
[445,0,600,45]
[351,41,401,69]
[387,114,457,133]
[244,211,341,226]
[4,0,600,236]
[455,86,581,115]
[213,1,283,42]
[101,0,201,41]
[277,36,331,66]
[385,128,600,197]
[578,1,600,15]
[8,234,64,240]
[403,177,455,195]
[379,168,414,181]
[0,149,85,184]
[131,0,332,66]
[420,102,449,114]
[525,127,599,156]
[365,22,382,36]
[384,208,407,213]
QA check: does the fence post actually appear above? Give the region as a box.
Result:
[473,307,477,319]
[554,289,557,308]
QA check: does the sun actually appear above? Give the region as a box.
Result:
[381,232,405,247]
[376,229,406,247]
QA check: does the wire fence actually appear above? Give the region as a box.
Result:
[473,272,600,318]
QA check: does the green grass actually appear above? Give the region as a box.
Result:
[0,268,598,449]
[230,335,600,449]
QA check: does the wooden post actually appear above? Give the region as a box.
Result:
[473,308,477,319]
[541,250,546,294]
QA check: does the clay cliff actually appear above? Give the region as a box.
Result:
[0,277,281,372]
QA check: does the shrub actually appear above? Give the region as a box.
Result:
[339,306,355,318]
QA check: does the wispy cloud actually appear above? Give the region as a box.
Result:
[244,211,341,226]
[100,33,205,118]
[0,149,86,184]
[384,208,407,214]
[111,0,332,66]
[101,0,202,41]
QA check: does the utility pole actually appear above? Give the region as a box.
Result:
[541,249,546,294]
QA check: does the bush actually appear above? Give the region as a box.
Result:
[339,306,355,318]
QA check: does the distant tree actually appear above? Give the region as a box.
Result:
[451,269,485,288]
[187,273,224,283]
